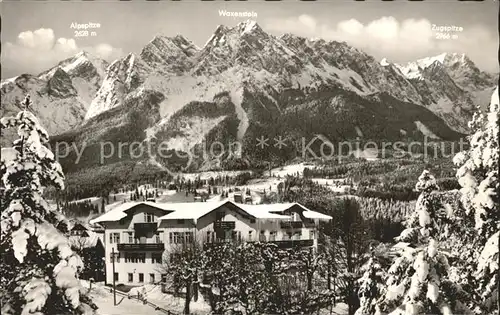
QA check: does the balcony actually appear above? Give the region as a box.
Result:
[303,220,316,228]
[280,221,303,229]
[213,221,236,230]
[269,239,314,248]
[203,239,314,250]
[117,243,164,251]
[134,222,157,232]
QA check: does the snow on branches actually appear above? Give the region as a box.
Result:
[454,86,499,238]
[453,87,499,313]
[0,95,92,315]
[355,251,385,315]
[378,170,474,315]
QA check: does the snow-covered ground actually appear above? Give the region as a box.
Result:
[129,284,211,315]
[177,170,253,181]
[270,163,311,177]
[69,197,100,204]
[311,178,352,193]
[414,121,440,139]
[83,281,168,315]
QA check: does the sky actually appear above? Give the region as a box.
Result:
[1,0,499,78]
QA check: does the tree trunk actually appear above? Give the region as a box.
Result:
[184,278,191,314]
[327,264,331,290]
[307,272,313,291]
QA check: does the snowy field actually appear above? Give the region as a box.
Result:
[311,178,352,193]
[270,162,310,177]
[129,284,211,314]
[177,170,253,181]
[83,282,167,315]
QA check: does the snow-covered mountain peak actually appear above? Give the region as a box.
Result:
[237,20,260,35]
[380,58,390,66]
[38,51,108,82]
[139,34,197,74]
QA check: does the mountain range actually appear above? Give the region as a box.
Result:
[1,20,497,181]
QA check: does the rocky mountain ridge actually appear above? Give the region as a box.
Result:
[2,21,497,177]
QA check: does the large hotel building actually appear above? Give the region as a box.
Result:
[90,199,332,285]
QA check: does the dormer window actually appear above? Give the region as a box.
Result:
[144,213,154,223]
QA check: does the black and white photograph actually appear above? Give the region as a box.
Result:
[1,0,499,314]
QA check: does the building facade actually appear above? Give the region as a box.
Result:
[90,200,332,286]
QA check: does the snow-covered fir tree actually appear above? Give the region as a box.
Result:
[453,86,499,313]
[0,95,95,315]
[378,170,474,315]
[355,248,385,315]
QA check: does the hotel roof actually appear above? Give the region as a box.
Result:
[89,199,332,224]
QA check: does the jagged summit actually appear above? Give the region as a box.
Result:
[3,21,495,151]
[237,20,261,35]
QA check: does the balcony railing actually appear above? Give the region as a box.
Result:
[117,243,164,251]
[134,223,157,232]
[280,221,303,229]
[213,221,236,230]
[203,239,314,250]
[269,239,314,248]
[303,220,316,228]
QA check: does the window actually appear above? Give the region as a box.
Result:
[114,273,119,282]
[155,232,163,244]
[292,213,300,221]
[170,232,192,244]
[309,230,316,240]
[270,231,277,241]
[128,273,133,283]
[206,231,212,243]
[250,219,256,224]
[109,253,120,263]
[283,232,292,240]
[248,231,253,241]
[150,273,155,283]
[138,273,144,283]
[174,232,180,244]
[259,230,266,242]
[109,233,120,244]
[144,213,154,223]
[124,252,146,263]
[128,232,133,243]
[152,253,162,264]
[293,231,302,240]
[185,232,193,244]
[232,231,242,242]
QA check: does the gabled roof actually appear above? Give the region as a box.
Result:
[71,223,88,231]
[255,202,333,220]
[89,199,332,224]
[89,201,174,224]
[157,199,234,221]
[238,204,293,219]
